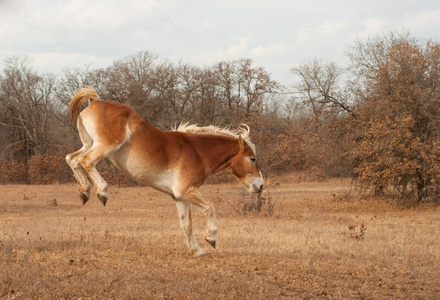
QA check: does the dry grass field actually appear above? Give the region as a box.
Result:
[1,175,440,299]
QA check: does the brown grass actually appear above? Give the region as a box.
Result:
[1,176,440,299]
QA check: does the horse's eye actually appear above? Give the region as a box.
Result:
[250,157,256,162]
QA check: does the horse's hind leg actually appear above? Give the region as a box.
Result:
[66,118,93,205]
[77,144,113,206]
[66,147,92,205]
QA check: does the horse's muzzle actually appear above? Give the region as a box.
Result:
[250,177,264,193]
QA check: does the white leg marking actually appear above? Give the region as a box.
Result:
[179,188,218,248]
[77,144,111,205]
[176,201,206,256]
[66,147,92,203]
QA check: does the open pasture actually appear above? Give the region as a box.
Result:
[1,177,440,299]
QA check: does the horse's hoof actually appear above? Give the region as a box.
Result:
[98,193,108,206]
[206,239,216,249]
[80,192,89,206]
[194,249,207,257]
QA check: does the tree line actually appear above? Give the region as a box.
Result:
[1,30,440,202]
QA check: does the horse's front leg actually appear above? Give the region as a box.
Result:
[180,188,218,250]
[175,200,206,257]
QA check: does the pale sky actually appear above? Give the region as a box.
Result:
[1,0,440,85]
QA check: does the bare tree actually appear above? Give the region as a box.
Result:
[149,59,184,128]
[237,58,278,118]
[291,60,352,131]
[0,56,56,160]
[214,59,278,124]
[56,65,108,125]
[289,60,354,177]
[106,51,159,120]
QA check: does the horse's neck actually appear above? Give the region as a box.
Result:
[196,136,239,174]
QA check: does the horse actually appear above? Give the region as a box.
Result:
[66,87,264,256]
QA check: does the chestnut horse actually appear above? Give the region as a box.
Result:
[66,87,264,256]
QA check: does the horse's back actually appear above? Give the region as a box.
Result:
[82,101,138,127]
[80,101,143,146]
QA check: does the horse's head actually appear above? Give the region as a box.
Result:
[230,136,264,193]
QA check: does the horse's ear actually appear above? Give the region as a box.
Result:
[238,136,245,151]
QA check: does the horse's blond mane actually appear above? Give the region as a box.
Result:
[173,123,256,154]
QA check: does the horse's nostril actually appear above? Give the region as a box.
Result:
[254,183,264,193]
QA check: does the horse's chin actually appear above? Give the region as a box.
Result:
[239,183,256,193]
[248,184,264,194]
[248,186,259,194]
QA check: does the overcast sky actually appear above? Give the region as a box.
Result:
[1,0,440,85]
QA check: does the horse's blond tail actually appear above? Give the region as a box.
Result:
[69,86,99,125]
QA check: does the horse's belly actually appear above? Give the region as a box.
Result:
[108,148,175,196]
